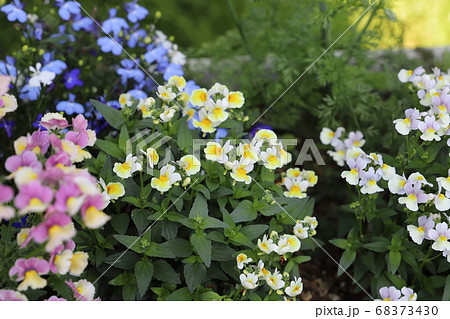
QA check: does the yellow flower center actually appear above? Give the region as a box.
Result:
[159,175,169,183]
[418,226,425,232]
[291,186,301,193]
[121,162,131,170]
[29,198,43,207]
[368,180,376,186]
[267,155,278,163]
[408,194,417,200]
[439,235,448,241]
[107,184,121,195]
[213,108,223,115]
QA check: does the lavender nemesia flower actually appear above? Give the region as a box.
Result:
[379,286,401,301]
[9,257,50,291]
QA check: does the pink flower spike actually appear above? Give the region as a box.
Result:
[14,181,53,215]
[9,257,50,291]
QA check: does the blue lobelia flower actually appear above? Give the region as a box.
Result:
[50,25,76,44]
[117,59,145,86]
[1,0,27,23]
[144,44,168,64]
[127,28,147,48]
[97,37,123,56]
[0,56,17,77]
[72,14,94,32]
[215,128,229,142]
[64,68,84,89]
[124,1,149,23]
[56,93,85,115]
[0,119,14,137]
[19,84,40,101]
[34,22,44,40]
[41,52,67,75]
[12,216,29,228]
[163,63,183,81]
[102,8,129,37]
[32,114,44,129]
[127,89,147,100]
[55,0,81,21]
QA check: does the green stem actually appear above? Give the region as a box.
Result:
[226,0,253,59]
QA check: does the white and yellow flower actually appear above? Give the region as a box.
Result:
[150,164,181,193]
[178,155,201,176]
[53,249,73,275]
[160,107,176,122]
[239,273,258,290]
[13,167,38,187]
[140,97,155,118]
[118,93,133,108]
[229,158,254,184]
[257,235,276,254]
[69,251,89,276]
[301,170,318,187]
[254,129,277,144]
[99,178,125,202]
[206,99,229,123]
[204,140,233,163]
[257,260,271,279]
[193,108,220,133]
[283,178,309,199]
[46,223,76,253]
[285,277,303,297]
[260,147,283,170]
[319,127,335,145]
[293,223,309,239]
[236,253,253,269]
[113,154,142,179]
[157,85,177,103]
[168,75,186,90]
[266,269,285,290]
[83,206,110,229]
[140,147,159,169]
[227,91,245,108]
[190,88,208,107]
[275,234,301,255]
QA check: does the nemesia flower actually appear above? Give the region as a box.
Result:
[301,170,318,187]
[66,279,98,301]
[237,141,261,163]
[204,140,233,163]
[283,177,309,199]
[434,183,450,211]
[398,183,429,211]
[293,223,309,239]
[239,273,258,290]
[259,147,282,170]
[254,129,277,144]
[140,97,155,118]
[190,88,208,107]
[236,253,252,269]
[193,108,219,133]
[178,155,201,176]
[168,75,186,90]
[160,107,176,122]
[98,178,125,202]
[304,216,318,230]
[359,167,383,194]
[40,112,69,130]
[407,215,435,245]
[118,93,133,108]
[399,287,417,301]
[275,234,300,255]
[344,131,365,148]
[285,277,303,297]
[206,99,229,122]
[341,157,367,186]
[428,222,450,251]
[227,91,244,108]
[80,195,110,229]
[0,289,27,301]
[13,166,39,186]
[379,286,401,301]
[418,115,441,141]
[16,228,30,246]
[69,251,89,276]
[229,157,254,184]
[50,249,73,275]
[0,183,15,222]
[398,67,424,83]
[14,181,53,215]
[393,108,421,135]
[266,269,285,290]
[257,235,276,254]
[157,85,177,103]
[388,174,407,195]
[5,150,42,173]
[0,93,18,119]
[9,258,50,291]
[151,164,181,193]
[437,170,450,192]
[378,163,396,181]
[141,147,159,169]
[257,260,271,279]
[26,214,76,252]
[113,154,142,179]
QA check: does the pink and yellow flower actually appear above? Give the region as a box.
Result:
[9,258,50,291]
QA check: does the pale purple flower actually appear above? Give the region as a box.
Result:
[398,183,429,211]
[407,215,435,245]
[428,222,450,251]
[0,289,27,301]
[399,287,417,301]
[359,167,383,194]
[344,131,365,148]
[379,286,401,301]
[9,257,50,291]
[5,150,42,173]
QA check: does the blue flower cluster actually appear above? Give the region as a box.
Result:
[0,0,190,136]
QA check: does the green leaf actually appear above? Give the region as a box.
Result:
[118,125,130,151]
[230,200,257,223]
[363,241,388,252]
[131,209,150,234]
[109,273,127,286]
[260,167,274,182]
[184,262,206,293]
[329,239,348,250]
[96,139,124,159]
[338,249,356,276]
[198,291,223,301]
[189,193,208,218]
[153,260,181,284]
[113,235,143,253]
[177,119,193,150]
[161,239,193,257]
[190,232,212,267]
[135,260,154,296]
[122,284,136,300]
[211,242,236,261]
[442,275,450,301]
[145,243,175,258]
[387,251,401,274]
[111,214,130,235]
[192,184,210,199]
[91,99,125,129]
[202,216,229,229]
[240,224,269,240]
[104,251,139,270]
[293,255,312,264]
[165,287,193,301]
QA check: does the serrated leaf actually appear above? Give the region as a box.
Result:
[153,260,180,284]
[190,232,212,267]
[184,262,206,293]
[135,260,154,296]
[145,242,175,258]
